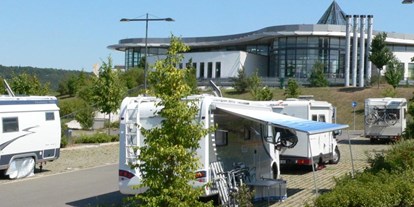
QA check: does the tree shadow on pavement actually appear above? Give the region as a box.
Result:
[66,191,127,207]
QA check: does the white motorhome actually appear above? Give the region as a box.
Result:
[0,96,61,179]
[262,98,340,168]
[118,94,347,200]
[364,98,407,142]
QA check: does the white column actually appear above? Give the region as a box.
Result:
[352,15,359,87]
[359,15,366,87]
[345,15,352,87]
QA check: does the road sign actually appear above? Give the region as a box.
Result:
[352,101,357,108]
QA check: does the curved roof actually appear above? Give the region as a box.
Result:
[108,23,414,52]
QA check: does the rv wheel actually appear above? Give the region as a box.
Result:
[329,147,341,164]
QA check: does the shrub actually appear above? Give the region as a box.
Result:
[255,87,273,101]
[313,139,414,207]
[75,133,118,144]
[284,79,301,98]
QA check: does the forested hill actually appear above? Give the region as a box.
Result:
[0,65,91,90]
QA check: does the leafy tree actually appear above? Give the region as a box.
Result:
[248,69,262,98]
[133,35,213,207]
[284,78,301,98]
[119,67,144,90]
[92,56,127,132]
[74,100,95,130]
[0,77,5,94]
[384,57,404,89]
[10,73,50,95]
[369,32,394,88]
[232,67,249,93]
[184,59,199,94]
[308,61,328,87]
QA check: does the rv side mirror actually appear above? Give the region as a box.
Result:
[333,130,342,137]
[215,130,228,146]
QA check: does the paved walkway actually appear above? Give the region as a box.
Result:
[267,131,391,207]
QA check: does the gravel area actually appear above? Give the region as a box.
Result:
[0,142,119,184]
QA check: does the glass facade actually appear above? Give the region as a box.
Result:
[408,63,414,80]
[272,36,346,79]
[125,48,167,69]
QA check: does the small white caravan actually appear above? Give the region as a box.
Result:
[262,97,341,168]
[118,94,347,201]
[0,96,61,179]
[364,97,407,142]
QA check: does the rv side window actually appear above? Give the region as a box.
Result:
[319,115,326,122]
[46,112,55,121]
[3,117,19,133]
[312,114,317,121]
[215,130,228,146]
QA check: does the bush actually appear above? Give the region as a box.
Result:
[312,139,414,207]
[75,133,118,144]
[255,87,273,101]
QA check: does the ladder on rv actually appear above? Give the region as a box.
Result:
[124,101,140,165]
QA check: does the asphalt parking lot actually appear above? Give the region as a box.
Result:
[268,130,391,207]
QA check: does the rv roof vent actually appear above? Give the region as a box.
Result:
[298,95,314,100]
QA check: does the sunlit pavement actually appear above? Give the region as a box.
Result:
[269,130,391,207]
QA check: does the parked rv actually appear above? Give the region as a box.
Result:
[364,98,407,142]
[118,94,347,202]
[0,96,61,179]
[262,97,341,169]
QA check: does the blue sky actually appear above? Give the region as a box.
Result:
[0,0,413,71]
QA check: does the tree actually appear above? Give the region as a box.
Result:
[384,57,404,89]
[74,100,95,129]
[369,32,394,88]
[308,61,329,87]
[119,67,145,90]
[184,59,199,94]
[92,56,127,132]
[284,78,301,98]
[232,67,249,93]
[132,35,213,207]
[10,73,50,95]
[248,69,262,98]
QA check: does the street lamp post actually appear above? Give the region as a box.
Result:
[120,13,174,91]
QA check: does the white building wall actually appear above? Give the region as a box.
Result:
[147,51,268,78]
[394,52,414,80]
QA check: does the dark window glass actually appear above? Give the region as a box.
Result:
[46,112,55,121]
[200,63,205,78]
[215,62,221,78]
[3,117,19,133]
[208,62,213,78]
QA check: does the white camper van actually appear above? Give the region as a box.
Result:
[118,94,347,201]
[263,98,340,168]
[0,96,61,179]
[364,98,407,142]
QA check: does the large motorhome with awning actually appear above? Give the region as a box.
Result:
[118,94,347,202]
[262,98,341,169]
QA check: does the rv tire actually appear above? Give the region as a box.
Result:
[329,147,340,164]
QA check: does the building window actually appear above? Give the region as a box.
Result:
[207,62,213,78]
[3,117,19,133]
[46,112,55,121]
[200,62,205,78]
[408,63,414,80]
[215,62,221,78]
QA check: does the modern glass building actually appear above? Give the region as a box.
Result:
[108,1,414,86]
